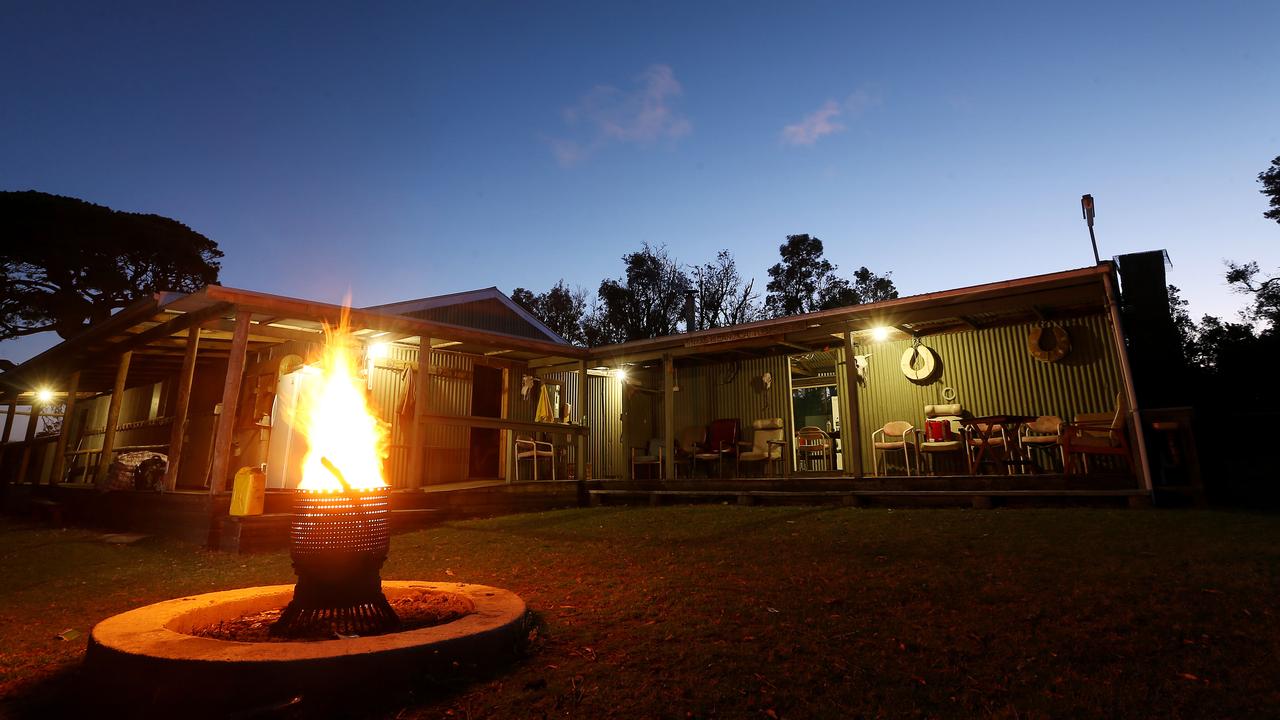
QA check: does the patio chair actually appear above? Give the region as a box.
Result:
[674,426,706,478]
[795,426,833,472]
[693,418,739,477]
[917,404,969,475]
[515,433,555,481]
[737,418,786,477]
[871,421,916,476]
[631,438,663,480]
[1061,392,1133,477]
[1020,415,1064,472]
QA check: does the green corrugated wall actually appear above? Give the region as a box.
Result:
[850,313,1122,473]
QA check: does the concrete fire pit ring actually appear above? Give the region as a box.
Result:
[86,581,527,710]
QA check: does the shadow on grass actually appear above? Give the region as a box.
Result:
[4,639,539,720]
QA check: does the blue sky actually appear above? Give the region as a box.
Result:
[3,0,1279,365]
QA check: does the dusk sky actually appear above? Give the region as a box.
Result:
[3,1,1278,364]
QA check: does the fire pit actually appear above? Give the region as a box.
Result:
[83,317,529,712]
[271,486,399,638]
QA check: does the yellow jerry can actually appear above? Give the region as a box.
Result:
[230,465,266,516]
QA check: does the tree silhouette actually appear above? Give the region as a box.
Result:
[765,234,897,316]
[587,244,690,344]
[511,280,588,346]
[1259,155,1280,224]
[1,191,222,340]
[693,250,761,329]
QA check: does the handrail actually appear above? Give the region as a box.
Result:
[417,413,588,436]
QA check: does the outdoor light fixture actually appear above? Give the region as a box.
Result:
[368,342,390,360]
[870,326,892,342]
[614,368,629,383]
[35,388,54,405]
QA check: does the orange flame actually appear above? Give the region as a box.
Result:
[293,312,389,493]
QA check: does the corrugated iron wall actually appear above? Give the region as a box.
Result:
[587,374,624,478]
[667,355,793,472]
[852,314,1122,472]
[406,299,547,341]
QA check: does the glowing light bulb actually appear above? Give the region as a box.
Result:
[870,326,892,343]
[35,388,54,405]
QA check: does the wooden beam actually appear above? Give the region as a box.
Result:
[207,311,252,494]
[956,316,981,331]
[663,353,675,480]
[842,331,863,478]
[206,318,324,344]
[93,351,132,485]
[164,326,201,490]
[49,370,80,484]
[111,303,232,354]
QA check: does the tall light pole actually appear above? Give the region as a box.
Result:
[1081,194,1100,264]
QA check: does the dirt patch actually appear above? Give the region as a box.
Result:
[189,588,474,642]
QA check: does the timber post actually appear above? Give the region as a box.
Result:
[0,399,16,469]
[842,330,864,477]
[18,399,41,484]
[164,326,201,490]
[662,354,675,481]
[208,311,252,494]
[408,337,431,488]
[94,351,133,485]
[49,370,81,484]
[577,359,588,504]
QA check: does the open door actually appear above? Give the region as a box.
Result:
[469,365,504,479]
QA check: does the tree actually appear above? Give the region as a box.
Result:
[1,191,223,340]
[511,280,588,345]
[1226,261,1280,331]
[589,244,691,343]
[764,234,897,316]
[1260,155,1280,224]
[693,250,761,329]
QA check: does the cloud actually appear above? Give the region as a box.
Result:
[551,64,691,166]
[781,89,881,147]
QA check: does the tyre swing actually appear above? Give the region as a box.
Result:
[900,339,939,383]
[1027,325,1071,363]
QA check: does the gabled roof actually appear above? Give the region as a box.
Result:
[364,287,569,346]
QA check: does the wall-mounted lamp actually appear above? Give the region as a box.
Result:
[35,388,54,405]
[870,326,892,343]
[613,368,629,383]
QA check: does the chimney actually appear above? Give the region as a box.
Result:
[683,289,698,333]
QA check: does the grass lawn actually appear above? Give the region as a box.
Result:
[2,506,1278,718]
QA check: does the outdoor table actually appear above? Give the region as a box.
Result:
[962,415,1039,475]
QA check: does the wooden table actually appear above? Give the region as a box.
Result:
[962,415,1038,475]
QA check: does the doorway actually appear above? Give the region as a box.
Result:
[788,352,842,472]
[468,364,504,479]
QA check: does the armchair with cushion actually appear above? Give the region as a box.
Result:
[630,438,664,480]
[1020,415,1064,472]
[737,418,786,477]
[917,404,969,475]
[693,418,740,477]
[871,421,916,476]
[1061,392,1133,477]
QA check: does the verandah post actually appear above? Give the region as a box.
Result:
[93,351,133,485]
[164,326,201,490]
[842,330,864,478]
[207,311,252,494]
[577,359,588,501]
[49,370,80,484]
